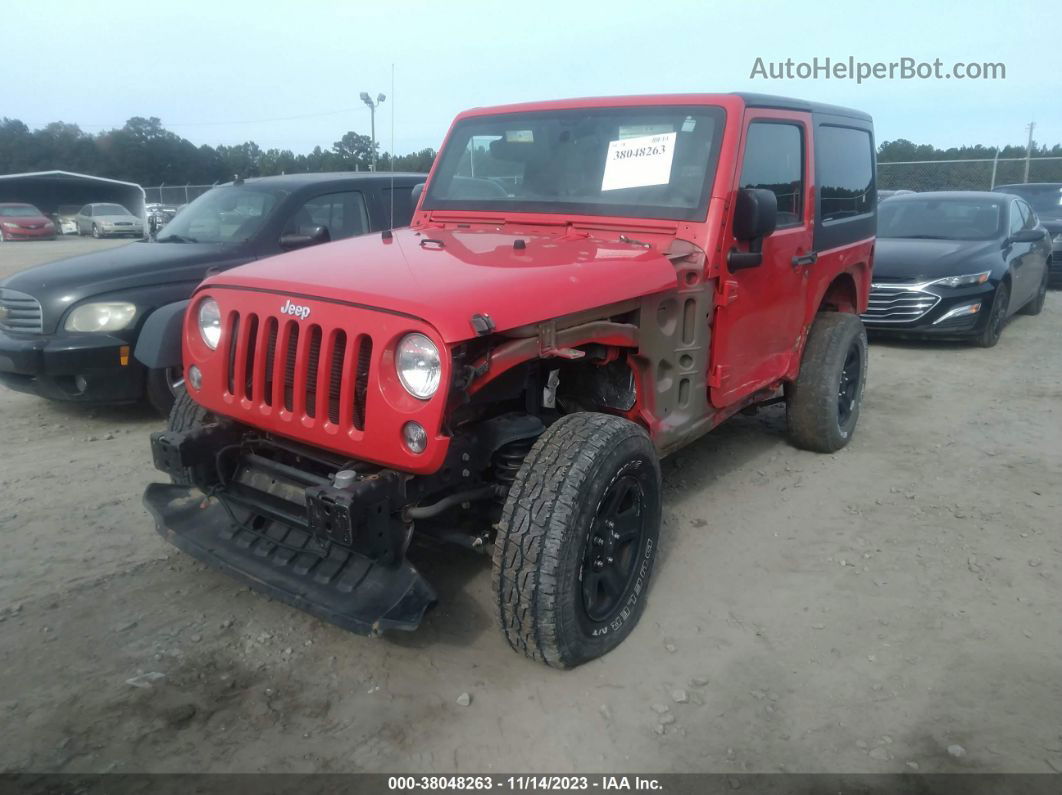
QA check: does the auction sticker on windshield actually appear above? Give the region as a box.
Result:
[601,132,676,191]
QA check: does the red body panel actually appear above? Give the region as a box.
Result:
[0,204,56,240]
[204,226,678,344]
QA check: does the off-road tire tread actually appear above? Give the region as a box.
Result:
[167,387,211,485]
[492,412,655,669]
[786,311,867,454]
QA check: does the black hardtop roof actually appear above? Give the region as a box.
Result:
[226,172,425,190]
[734,93,872,122]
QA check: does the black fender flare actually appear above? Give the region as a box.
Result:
[135,300,189,369]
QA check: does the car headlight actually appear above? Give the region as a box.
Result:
[1,222,16,229]
[65,302,137,332]
[930,271,990,288]
[396,333,441,399]
[197,297,222,349]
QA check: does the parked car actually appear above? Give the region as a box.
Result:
[878,189,914,201]
[993,183,1062,284]
[143,93,877,667]
[52,205,82,236]
[0,203,57,241]
[145,203,178,236]
[0,173,424,415]
[74,203,144,238]
[863,191,1050,346]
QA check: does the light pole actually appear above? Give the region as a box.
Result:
[360,91,386,172]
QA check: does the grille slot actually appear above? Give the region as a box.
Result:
[243,314,259,400]
[283,323,300,411]
[354,336,372,431]
[862,285,941,323]
[0,289,44,333]
[262,318,279,407]
[304,326,323,419]
[327,331,347,425]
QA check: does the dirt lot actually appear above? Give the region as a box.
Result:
[1,239,1060,774]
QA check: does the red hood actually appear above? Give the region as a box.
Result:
[204,227,679,342]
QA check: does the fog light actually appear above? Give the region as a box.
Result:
[188,365,202,390]
[932,302,981,324]
[74,375,88,393]
[402,421,427,454]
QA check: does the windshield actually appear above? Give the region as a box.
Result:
[879,198,1004,241]
[95,204,131,216]
[423,105,726,221]
[157,185,284,243]
[0,205,43,217]
[997,184,1062,215]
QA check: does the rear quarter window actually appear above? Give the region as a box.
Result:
[813,120,875,250]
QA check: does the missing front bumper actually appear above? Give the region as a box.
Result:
[143,482,437,634]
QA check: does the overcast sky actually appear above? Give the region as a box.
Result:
[8,0,1060,155]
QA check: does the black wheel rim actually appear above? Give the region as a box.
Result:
[837,340,862,427]
[580,475,646,624]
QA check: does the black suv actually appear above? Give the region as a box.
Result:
[0,172,424,414]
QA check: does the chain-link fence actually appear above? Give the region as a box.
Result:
[143,184,217,206]
[878,156,1062,192]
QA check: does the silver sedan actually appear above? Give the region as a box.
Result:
[75,203,144,238]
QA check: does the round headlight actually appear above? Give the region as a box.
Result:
[396,333,441,399]
[64,302,137,332]
[197,297,222,350]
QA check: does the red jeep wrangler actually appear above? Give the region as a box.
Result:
[145,93,875,668]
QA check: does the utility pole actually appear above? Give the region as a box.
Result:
[1024,121,1036,184]
[360,92,386,172]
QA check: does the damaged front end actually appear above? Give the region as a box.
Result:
[145,420,436,635]
[144,410,544,635]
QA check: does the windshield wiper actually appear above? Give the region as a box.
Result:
[157,233,198,243]
[901,234,949,239]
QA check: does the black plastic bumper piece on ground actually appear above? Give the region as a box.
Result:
[143,482,437,635]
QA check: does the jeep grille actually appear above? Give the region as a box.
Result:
[224,310,372,431]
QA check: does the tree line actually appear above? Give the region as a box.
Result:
[0,116,436,186]
[2,115,1061,191]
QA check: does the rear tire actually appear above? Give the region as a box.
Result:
[492,412,661,668]
[166,386,214,486]
[1019,267,1048,316]
[786,312,868,453]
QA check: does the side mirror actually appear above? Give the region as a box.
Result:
[280,224,331,250]
[1005,228,1043,245]
[728,188,778,270]
[411,182,426,207]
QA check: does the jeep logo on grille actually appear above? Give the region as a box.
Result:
[280,299,311,320]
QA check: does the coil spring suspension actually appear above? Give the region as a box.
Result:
[492,437,536,491]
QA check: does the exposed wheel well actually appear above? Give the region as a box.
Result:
[818,273,858,314]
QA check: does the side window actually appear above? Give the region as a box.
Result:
[285,191,369,241]
[83,206,92,217]
[739,122,804,227]
[1009,201,1024,236]
[1018,200,1037,230]
[381,186,415,227]
[817,125,874,223]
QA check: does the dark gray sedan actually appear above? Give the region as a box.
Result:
[863,191,1051,347]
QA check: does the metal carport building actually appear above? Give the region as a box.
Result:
[0,170,146,222]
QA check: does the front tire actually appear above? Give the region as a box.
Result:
[786,312,868,453]
[146,363,185,417]
[91,224,100,239]
[166,386,214,486]
[492,412,661,668]
[977,281,1010,348]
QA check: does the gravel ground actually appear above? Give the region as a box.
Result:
[1,239,1060,774]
